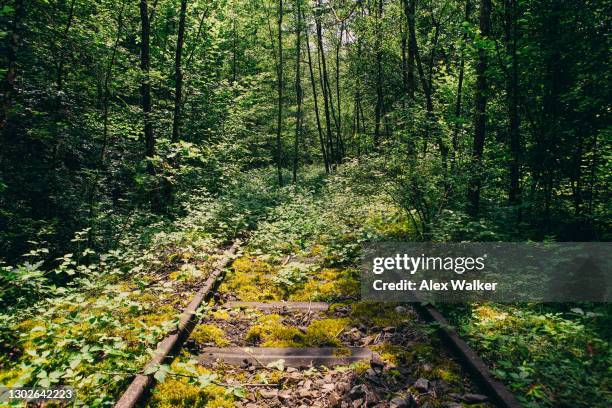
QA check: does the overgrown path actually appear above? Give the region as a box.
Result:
[1,167,499,407]
[141,170,495,408]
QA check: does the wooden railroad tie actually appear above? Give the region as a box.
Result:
[223,301,330,312]
[198,347,373,368]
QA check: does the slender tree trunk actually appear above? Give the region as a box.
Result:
[408,0,428,102]
[87,0,127,240]
[505,0,521,208]
[100,0,127,163]
[335,22,343,159]
[452,0,471,165]
[373,0,384,147]
[423,22,441,157]
[232,18,237,83]
[315,4,335,166]
[400,15,408,96]
[467,0,492,216]
[172,0,187,143]
[181,7,209,114]
[354,29,364,156]
[305,12,328,173]
[0,0,24,132]
[140,0,154,169]
[276,0,284,185]
[293,0,303,183]
[56,0,77,92]
[403,0,416,99]
[140,0,159,211]
[408,5,446,165]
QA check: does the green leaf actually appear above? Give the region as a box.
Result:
[69,358,82,369]
[266,358,285,372]
[153,369,167,383]
[570,308,584,315]
[143,365,159,375]
[197,373,215,387]
[232,386,247,398]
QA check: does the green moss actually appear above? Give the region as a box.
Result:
[268,370,283,383]
[349,360,371,374]
[371,345,414,367]
[233,256,275,276]
[0,366,31,387]
[412,343,434,360]
[219,256,282,301]
[350,302,413,327]
[309,244,325,257]
[190,324,230,347]
[431,363,462,384]
[149,379,235,408]
[245,314,303,347]
[289,268,359,301]
[303,318,349,347]
[210,309,231,320]
[328,303,348,312]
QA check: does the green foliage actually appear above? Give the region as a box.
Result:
[446,303,611,407]
[0,0,609,406]
[0,167,284,405]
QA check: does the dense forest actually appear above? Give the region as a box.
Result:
[0,0,609,260]
[0,0,610,407]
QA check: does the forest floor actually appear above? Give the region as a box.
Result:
[1,163,609,408]
[142,174,493,408]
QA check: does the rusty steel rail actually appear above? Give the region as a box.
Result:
[113,240,522,408]
[415,303,523,408]
[114,241,240,408]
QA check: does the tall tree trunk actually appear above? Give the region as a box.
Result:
[87,0,127,240]
[275,0,284,185]
[181,6,209,114]
[408,3,446,166]
[0,0,24,132]
[373,0,384,147]
[56,0,77,92]
[402,0,416,99]
[400,13,408,97]
[505,0,521,208]
[140,0,158,210]
[315,3,335,166]
[304,12,328,173]
[452,0,471,165]
[423,22,441,157]
[232,18,237,84]
[293,0,303,183]
[354,27,364,156]
[172,0,187,143]
[467,0,492,216]
[335,21,343,159]
[100,0,127,163]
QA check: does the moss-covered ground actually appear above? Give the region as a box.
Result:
[146,167,490,408]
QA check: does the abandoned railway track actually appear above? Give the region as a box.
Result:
[113,240,522,408]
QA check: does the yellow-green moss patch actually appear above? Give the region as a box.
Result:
[350,302,413,327]
[303,318,349,347]
[219,256,282,301]
[371,344,414,367]
[289,268,359,301]
[190,324,230,346]
[149,379,234,408]
[245,314,303,347]
[210,309,231,320]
